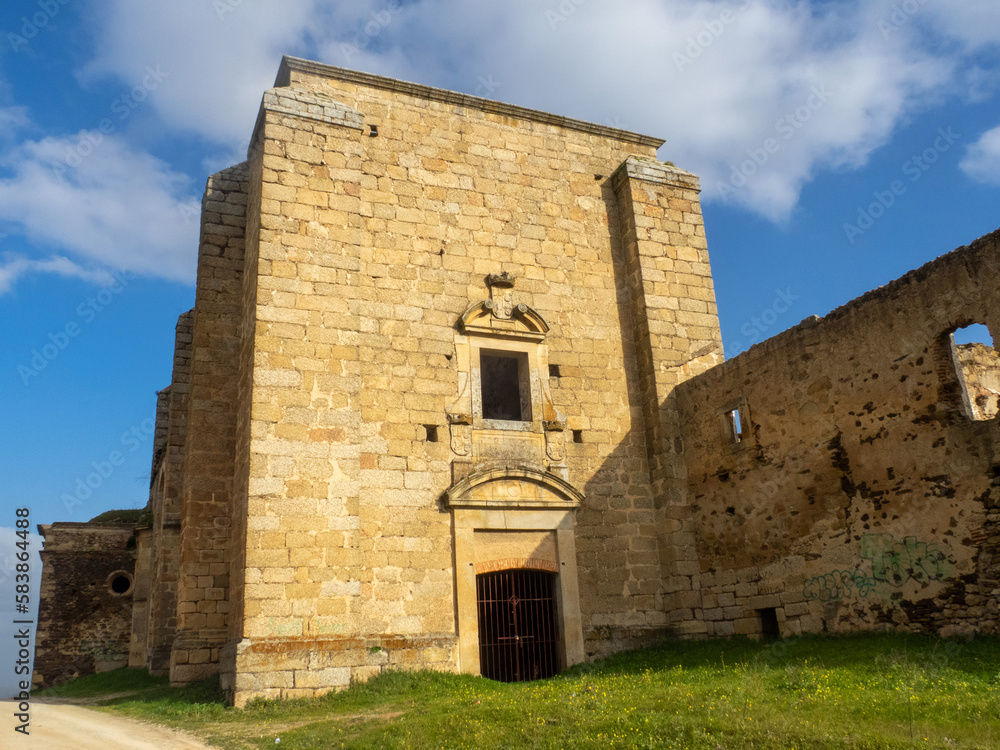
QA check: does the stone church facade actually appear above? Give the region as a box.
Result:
[33,57,999,706]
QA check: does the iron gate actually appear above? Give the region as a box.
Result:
[476,569,560,682]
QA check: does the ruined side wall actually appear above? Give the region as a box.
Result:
[128,387,170,667]
[225,63,700,703]
[128,526,152,667]
[32,524,136,688]
[677,229,1000,638]
[144,313,193,674]
[170,163,249,684]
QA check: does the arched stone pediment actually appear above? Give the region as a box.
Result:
[444,465,583,510]
[457,300,549,342]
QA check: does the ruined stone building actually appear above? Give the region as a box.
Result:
[33,56,1000,705]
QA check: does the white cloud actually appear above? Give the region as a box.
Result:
[919,0,1000,51]
[0,134,200,287]
[0,254,114,295]
[76,0,999,221]
[82,0,327,146]
[306,0,959,220]
[0,106,29,133]
[960,125,1000,185]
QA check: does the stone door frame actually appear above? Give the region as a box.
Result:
[445,467,585,676]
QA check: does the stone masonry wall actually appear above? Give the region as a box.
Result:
[143,312,192,674]
[677,229,1000,639]
[221,57,715,704]
[33,523,136,688]
[220,147,264,698]
[170,163,249,684]
[605,156,723,654]
[129,387,169,667]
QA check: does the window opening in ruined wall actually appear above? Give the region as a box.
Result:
[721,399,750,450]
[950,323,1000,421]
[727,408,744,443]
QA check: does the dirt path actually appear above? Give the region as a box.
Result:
[2,699,216,749]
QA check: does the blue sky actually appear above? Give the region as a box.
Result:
[0,0,997,692]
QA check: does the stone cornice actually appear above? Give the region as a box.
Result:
[277,55,666,149]
[612,155,701,192]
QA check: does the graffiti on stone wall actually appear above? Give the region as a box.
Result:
[860,534,952,586]
[802,570,877,602]
[803,534,953,602]
[79,639,129,662]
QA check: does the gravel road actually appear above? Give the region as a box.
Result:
[2,699,216,749]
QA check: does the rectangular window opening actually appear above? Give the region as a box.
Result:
[549,364,561,378]
[757,608,780,640]
[727,408,744,443]
[481,351,531,422]
[423,424,439,443]
[950,324,1000,422]
[572,429,583,444]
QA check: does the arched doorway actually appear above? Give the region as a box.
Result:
[476,569,560,682]
[445,466,586,677]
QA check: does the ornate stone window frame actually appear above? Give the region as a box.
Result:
[447,273,568,476]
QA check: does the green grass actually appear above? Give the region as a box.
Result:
[87,508,145,524]
[37,633,1000,749]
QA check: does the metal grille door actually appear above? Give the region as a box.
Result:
[476,569,559,682]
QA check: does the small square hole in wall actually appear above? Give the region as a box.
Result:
[757,607,780,640]
[423,425,439,443]
[572,429,583,444]
[549,364,561,378]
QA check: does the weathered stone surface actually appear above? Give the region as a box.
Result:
[33,56,1000,707]
[677,230,1000,639]
[33,523,136,689]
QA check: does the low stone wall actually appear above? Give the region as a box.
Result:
[223,634,458,706]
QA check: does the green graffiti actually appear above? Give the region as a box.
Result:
[803,569,877,602]
[267,617,302,636]
[316,619,346,634]
[860,534,952,586]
